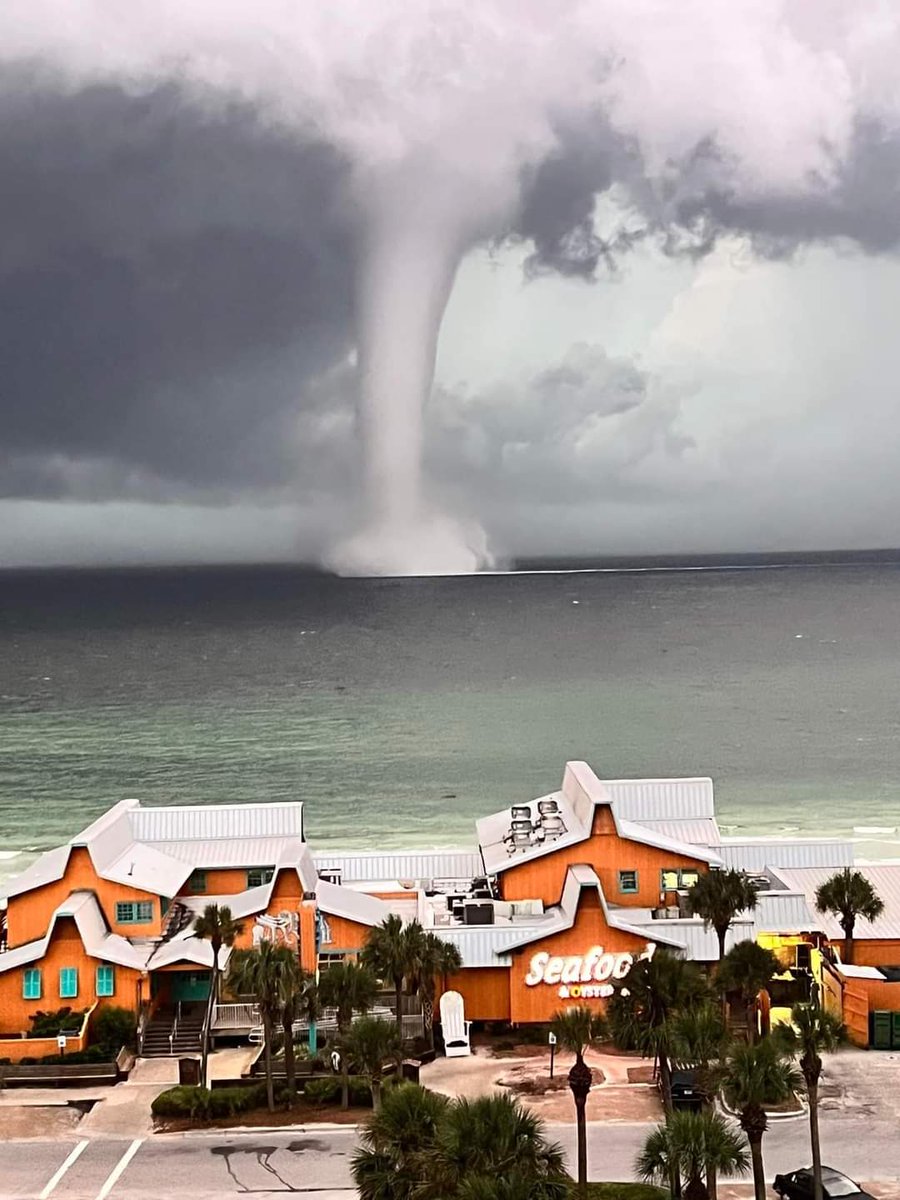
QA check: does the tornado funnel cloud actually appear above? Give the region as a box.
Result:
[328,183,493,576]
[357,219,456,529]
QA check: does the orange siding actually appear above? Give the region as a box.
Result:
[0,917,142,1035]
[509,888,653,1024]
[177,867,255,897]
[438,969,511,1023]
[500,808,709,909]
[321,914,372,954]
[845,939,900,967]
[6,848,164,946]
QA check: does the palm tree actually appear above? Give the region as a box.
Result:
[687,870,759,966]
[352,1086,568,1200]
[193,903,244,1087]
[426,1092,569,1200]
[815,868,884,965]
[720,1036,802,1200]
[774,1002,845,1200]
[637,1109,750,1200]
[361,915,410,1041]
[670,1004,731,1200]
[341,1015,402,1112]
[352,1081,449,1200]
[551,1005,605,1197]
[608,948,708,1114]
[318,960,379,1109]
[227,943,282,1112]
[268,947,317,1098]
[411,932,463,1049]
[716,941,780,1043]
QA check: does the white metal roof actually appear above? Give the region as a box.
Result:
[0,891,148,973]
[2,800,314,904]
[777,865,900,942]
[478,763,723,877]
[131,802,304,842]
[635,818,721,846]
[315,880,391,927]
[718,839,855,872]
[313,850,483,884]
[602,778,716,822]
[431,926,536,968]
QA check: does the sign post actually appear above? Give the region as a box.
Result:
[548,1030,557,1079]
[57,1034,66,1058]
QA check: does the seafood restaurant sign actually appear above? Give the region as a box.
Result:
[524,943,656,1000]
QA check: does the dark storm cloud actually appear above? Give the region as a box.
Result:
[0,71,356,499]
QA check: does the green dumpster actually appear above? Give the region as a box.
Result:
[872,1010,892,1049]
[891,1012,900,1050]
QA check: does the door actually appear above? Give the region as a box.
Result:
[872,1009,892,1049]
[171,971,211,1003]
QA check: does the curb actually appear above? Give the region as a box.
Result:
[155,1122,362,1137]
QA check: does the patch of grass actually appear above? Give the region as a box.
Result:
[576,1185,669,1200]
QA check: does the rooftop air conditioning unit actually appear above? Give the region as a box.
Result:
[463,902,495,926]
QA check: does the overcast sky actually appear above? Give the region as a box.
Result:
[4,2,900,569]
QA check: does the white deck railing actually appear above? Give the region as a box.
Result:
[212,1002,260,1030]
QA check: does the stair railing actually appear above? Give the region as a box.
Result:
[169,1000,181,1055]
[137,1003,149,1056]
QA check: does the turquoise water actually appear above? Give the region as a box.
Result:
[2,562,900,885]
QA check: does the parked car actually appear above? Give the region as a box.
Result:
[661,1066,703,1111]
[773,1166,875,1199]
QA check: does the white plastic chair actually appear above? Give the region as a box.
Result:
[439,990,472,1058]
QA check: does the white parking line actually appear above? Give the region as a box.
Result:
[95,1138,143,1200]
[39,1139,89,1199]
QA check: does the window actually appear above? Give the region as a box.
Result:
[318,868,342,885]
[317,951,345,973]
[59,967,78,999]
[115,901,154,924]
[316,912,333,945]
[247,867,275,888]
[618,870,639,894]
[96,965,115,997]
[188,870,207,893]
[660,868,701,892]
[22,968,41,1000]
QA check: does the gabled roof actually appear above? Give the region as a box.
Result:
[503,865,686,952]
[3,800,313,903]
[478,762,723,876]
[0,891,149,973]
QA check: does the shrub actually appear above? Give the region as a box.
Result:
[349,1077,374,1107]
[303,1077,341,1106]
[152,1084,269,1121]
[28,1008,87,1037]
[92,1007,135,1055]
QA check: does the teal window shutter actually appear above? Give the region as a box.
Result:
[23,968,41,1000]
[59,967,78,999]
[96,965,115,997]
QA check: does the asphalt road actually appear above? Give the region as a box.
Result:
[2,1116,900,1200]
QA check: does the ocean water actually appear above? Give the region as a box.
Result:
[2,558,900,887]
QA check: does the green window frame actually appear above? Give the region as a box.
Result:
[115,900,154,924]
[188,870,207,893]
[96,965,115,997]
[247,867,275,889]
[59,967,78,999]
[23,967,41,1000]
[618,870,639,894]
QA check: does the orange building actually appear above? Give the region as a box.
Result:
[3,760,900,1055]
[0,800,390,1060]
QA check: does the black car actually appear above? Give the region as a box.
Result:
[662,1067,703,1111]
[773,1166,875,1199]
